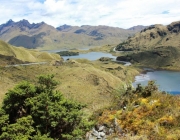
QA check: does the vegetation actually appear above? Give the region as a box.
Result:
[115,21,180,70]
[56,51,79,56]
[0,75,93,139]
[96,81,180,139]
[0,57,139,112]
[116,46,180,70]
[0,40,61,63]
[116,41,133,51]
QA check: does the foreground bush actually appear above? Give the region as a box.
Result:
[0,75,93,139]
[97,81,180,139]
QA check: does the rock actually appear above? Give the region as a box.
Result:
[98,125,105,132]
[97,135,102,139]
[99,132,106,137]
[92,128,100,137]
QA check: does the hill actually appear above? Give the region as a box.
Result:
[115,21,180,69]
[0,58,139,112]
[0,40,61,65]
[0,19,139,50]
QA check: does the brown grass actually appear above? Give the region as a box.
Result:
[0,59,139,115]
[0,40,61,63]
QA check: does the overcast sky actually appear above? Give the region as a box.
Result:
[0,0,180,28]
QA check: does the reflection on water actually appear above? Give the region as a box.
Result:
[133,70,180,94]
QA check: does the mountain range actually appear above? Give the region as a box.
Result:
[0,19,146,50]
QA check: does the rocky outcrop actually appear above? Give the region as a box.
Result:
[86,119,124,140]
[167,21,180,33]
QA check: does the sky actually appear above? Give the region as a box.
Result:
[0,0,180,28]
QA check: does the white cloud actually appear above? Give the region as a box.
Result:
[0,0,180,28]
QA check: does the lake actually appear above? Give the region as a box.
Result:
[48,50,180,94]
[61,52,117,61]
[133,70,180,94]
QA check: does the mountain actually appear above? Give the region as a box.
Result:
[0,40,61,65]
[128,25,147,32]
[0,19,138,50]
[116,20,180,69]
[57,24,136,38]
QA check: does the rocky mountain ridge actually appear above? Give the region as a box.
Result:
[0,19,145,50]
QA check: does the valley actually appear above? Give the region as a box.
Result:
[0,50,139,111]
[1,19,180,139]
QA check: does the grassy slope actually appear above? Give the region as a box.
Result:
[116,21,180,70]
[0,40,61,63]
[0,59,139,115]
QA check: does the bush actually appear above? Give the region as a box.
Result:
[0,75,93,139]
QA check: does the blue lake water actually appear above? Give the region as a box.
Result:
[47,50,180,94]
[132,70,180,94]
[61,52,116,61]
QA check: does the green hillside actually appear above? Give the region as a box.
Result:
[0,40,61,64]
[115,21,180,70]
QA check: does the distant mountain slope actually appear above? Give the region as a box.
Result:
[0,40,61,64]
[0,19,138,50]
[116,21,180,69]
[128,25,147,32]
[116,21,180,51]
[57,24,136,38]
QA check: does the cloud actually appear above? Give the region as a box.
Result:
[0,0,180,28]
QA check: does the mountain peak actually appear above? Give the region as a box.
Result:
[5,19,14,26]
[56,24,72,31]
[17,19,31,27]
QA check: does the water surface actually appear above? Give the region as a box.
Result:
[133,70,180,94]
[61,52,116,61]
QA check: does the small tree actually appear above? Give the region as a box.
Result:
[0,75,93,139]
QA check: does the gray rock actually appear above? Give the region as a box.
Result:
[97,135,102,139]
[99,131,106,137]
[98,125,105,132]
[92,128,100,137]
